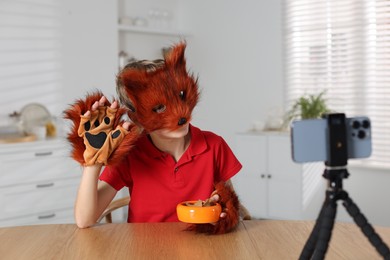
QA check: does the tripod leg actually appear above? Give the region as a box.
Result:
[342,195,390,259]
[311,199,337,260]
[300,190,337,260]
[299,200,327,260]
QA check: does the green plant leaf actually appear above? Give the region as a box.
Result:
[287,90,329,120]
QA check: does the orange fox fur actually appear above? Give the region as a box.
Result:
[63,42,239,234]
[186,182,240,234]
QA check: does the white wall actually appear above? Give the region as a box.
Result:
[61,0,118,107]
[180,0,285,146]
[335,165,390,227]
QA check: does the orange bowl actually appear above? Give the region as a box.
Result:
[176,201,222,224]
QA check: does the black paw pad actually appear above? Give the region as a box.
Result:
[86,132,107,149]
[112,129,121,139]
[84,121,91,131]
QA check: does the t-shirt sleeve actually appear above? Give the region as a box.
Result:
[99,164,127,191]
[215,137,242,182]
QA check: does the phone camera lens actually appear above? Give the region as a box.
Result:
[352,120,361,129]
[358,130,366,139]
[362,120,370,129]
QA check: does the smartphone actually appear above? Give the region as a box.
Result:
[291,116,372,163]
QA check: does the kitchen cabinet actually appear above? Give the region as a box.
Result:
[0,138,80,227]
[232,132,324,220]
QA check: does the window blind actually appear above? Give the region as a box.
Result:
[0,0,62,121]
[284,0,390,168]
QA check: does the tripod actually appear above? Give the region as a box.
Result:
[299,166,390,259]
[297,113,390,259]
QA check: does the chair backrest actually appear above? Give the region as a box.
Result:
[97,196,130,223]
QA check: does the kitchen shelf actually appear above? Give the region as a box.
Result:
[118,24,189,37]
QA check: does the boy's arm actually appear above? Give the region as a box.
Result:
[65,94,137,228]
[74,164,117,228]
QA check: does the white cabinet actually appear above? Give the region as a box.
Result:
[0,139,80,227]
[232,132,324,220]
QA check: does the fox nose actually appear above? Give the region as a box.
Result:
[178,118,187,126]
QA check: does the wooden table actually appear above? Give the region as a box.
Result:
[1,220,390,259]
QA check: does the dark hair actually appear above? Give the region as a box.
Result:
[123,59,165,72]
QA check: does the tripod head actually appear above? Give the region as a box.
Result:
[322,113,350,191]
[323,113,348,167]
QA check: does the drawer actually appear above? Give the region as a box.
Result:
[0,177,79,219]
[0,138,69,155]
[0,155,80,187]
[0,207,75,227]
[0,145,66,161]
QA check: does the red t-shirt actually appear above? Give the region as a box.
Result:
[99,125,242,223]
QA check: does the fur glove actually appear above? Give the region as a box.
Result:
[186,181,240,235]
[63,91,142,166]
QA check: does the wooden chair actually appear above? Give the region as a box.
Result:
[97,196,130,223]
[98,196,251,223]
[240,203,252,220]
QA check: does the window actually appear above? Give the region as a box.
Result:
[284,0,390,168]
[0,0,62,119]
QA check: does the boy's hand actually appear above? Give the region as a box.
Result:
[186,181,240,234]
[208,192,227,220]
[78,96,129,166]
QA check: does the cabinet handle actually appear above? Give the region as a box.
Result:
[38,213,56,220]
[261,174,265,178]
[35,151,53,157]
[36,183,55,188]
[268,174,272,179]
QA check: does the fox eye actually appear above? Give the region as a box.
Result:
[179,90,186,100]
[124,100,136,113]
[128,104,136,113]
[152,104,166,113]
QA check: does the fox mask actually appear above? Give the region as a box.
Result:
[116,42,200,133]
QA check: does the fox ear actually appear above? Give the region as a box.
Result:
[165,42,187,71]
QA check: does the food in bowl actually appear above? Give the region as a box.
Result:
[176,199,222,224]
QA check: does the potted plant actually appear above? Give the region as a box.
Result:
[286,91,330,121]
